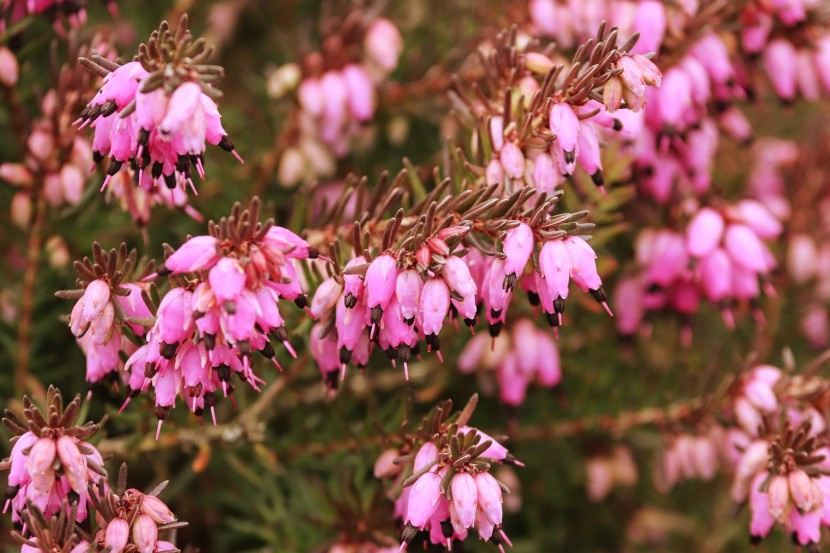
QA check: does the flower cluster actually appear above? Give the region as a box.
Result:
[455,26,660,199]
[458,318,562,407]
[614,199,781,342]
[743,421,830,547]
[76,16,242,200]
[0,387,105,525]
[374,396,521,551]
[129,198,311,436]
[277,12,403,186]
[85,464,185,553]
[57,243,153,388]
[654,428,721,492]
[308,182,609,390]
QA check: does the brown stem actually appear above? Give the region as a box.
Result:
[16,192,47,394]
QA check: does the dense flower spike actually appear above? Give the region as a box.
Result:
[0,387,105,526]
[76,15,242,198]
[132,198,311,436]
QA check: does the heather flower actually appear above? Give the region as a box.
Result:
[77,16,242,197]
[0,388,105,525]
[87,464,185,553]
[131,199,310,434]
[57,243,153,388]
[394,396,519,551]
[743,421,830,546]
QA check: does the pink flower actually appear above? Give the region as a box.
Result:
[364,18,403,72]
[405,472,442,528]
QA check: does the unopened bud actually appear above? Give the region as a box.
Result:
[266,63,301,99]
[45,235,70,268]
[0,163,33,187]
[11,191,32,228]
[277,147,305,187]
[524,52,555,74]
[0,47,18,87]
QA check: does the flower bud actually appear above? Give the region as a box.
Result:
[405,472,442,528]
[0,163,33,186]
[373,449,401,479]
[450,472,478,529]
[524,52,555,75]
[789,470,817,512]
[104,518,130,553]
[11,191,32,228]
[138,493,176,524]
[278,147,306,187]
[132,514,159,553]
[0,46,18,86]
[475,472,503,525]
[267,63,301,99]
[310,277,343,320]
[768,474,790,520]
[364,18,403,73]
[414,442,439,473]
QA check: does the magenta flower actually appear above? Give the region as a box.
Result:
[77,16,242,198]
[128,199,311,435]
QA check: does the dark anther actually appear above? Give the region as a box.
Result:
[163,172,177,189]
[218,135,236,152]
[160,342,178,359]
[106,158,123,176]
[425,333,440,351]
[527,290,540,306]
[344,293,357,309]
[371,306,383,324]
[398,344,412,364]
[553,297,566,314]
[155,405,171,421]
[151,162,164,179]
[339,347,352,365]
[259,341,276,359]
[294,295,308,309]
[216,364,231,382]
[5,485,20,500]
[324,371,340,391]
[591,171,604,186]
[489,321,503,337]
[203,333,216,350]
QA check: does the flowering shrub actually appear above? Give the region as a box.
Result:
[2,1,830,551]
